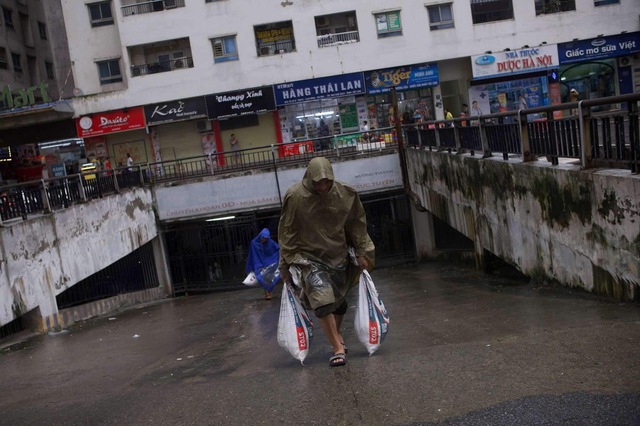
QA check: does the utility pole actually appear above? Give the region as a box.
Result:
[390,87,409,191]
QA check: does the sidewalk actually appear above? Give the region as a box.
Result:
[1,262,639,425]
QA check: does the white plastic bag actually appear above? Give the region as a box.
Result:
[277,282,314,364]
[242,271,258,286]
[355,270,389,356]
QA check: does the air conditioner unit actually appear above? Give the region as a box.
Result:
[316,17,328,26]
[259,46,271,56]
[196,120,212,133]
[164,0,177,8]
[174,58,184,69]
[618,56,633,67]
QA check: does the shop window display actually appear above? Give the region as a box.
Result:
[481,76,550,121]
[559,60,615,110]
[282,99,340,141]
[369,89,434,128]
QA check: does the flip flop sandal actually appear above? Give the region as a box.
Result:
[329,352,347,367]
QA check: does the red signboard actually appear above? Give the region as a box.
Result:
[75,107,146,138]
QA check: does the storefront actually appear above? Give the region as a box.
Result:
[469,44,561,120]
[557,31,640,107]
[205,86,277,162]
[145,96,210,164]
[363,62,439,127]
[76,107,148,169]
[274,72,366,148]
[273,63,439,149]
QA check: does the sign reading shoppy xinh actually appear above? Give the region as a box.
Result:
[471,44,560,79]
[274,72,365,106]
[205,86,275,119]
[76,107,146,138]
[144,97,207,126]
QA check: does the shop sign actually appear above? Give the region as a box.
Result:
[75,107,146,138]
[205,86,275,119]
[144,96,207,126]
[471,44,560,79]
[558,32,640,64]
[274,72,365,106]
[51,164,66,177]
[1,82,51,110]
[364,63,439,95]
[255,25,293,44]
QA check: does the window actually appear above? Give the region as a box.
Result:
[254,21,295,56]
[212,35,239,63]
[97,59,122,84]
[45,61,54,79]
[314,11,359,48]
[374,11,402,37]
[38,21,47,40]
[2,7,13,29]
[0,48,7,70]
[594,0,619,5]
[11,52,21,72]
[535,0,575,15]
[427,4,454,30]
[88,1,114,27]
[471,0,513,24]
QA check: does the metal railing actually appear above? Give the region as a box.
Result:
[0,166,144,225]
[403,93,639,173]
[257,40,296,56]
[121,0,185,17]
[131,56,193,77]
[145,128,399,184]
[1,94,636,226]
[317,30,360,48]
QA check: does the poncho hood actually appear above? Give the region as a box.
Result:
[302,157,335,194]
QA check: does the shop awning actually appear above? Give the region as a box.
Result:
[0,101,77,146]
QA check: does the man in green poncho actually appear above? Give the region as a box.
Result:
[278,157,375,367]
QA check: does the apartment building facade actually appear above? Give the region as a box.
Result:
[0,0,76,158]
[51,0,639,170]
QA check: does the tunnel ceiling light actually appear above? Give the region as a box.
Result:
[206,215,236,222]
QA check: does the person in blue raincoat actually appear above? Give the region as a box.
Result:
[246,228,281,300]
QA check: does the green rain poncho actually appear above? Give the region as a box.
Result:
[278,157,375,311]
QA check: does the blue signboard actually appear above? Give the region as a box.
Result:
[364,63,439,95]
[51,164,66,177]
[558,31,640,65]
[273,72,365,106]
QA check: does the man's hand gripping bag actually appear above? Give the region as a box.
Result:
[277,281,314,364]
[355,270,389,355]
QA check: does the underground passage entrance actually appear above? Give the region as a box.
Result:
[164,191,416,294]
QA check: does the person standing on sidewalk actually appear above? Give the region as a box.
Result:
[278,157,375,367]
[229,133,240,165]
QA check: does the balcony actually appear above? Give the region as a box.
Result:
[121,0,185,17]
[316,31,360,48]
[131,56,193,77]
[128,38,193,77]
[315,11,359,48]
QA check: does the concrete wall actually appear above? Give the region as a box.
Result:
[406,150,640,301]
[0,188,157,327]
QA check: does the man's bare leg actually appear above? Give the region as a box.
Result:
[318,314,345,355]
[334,313,344,345]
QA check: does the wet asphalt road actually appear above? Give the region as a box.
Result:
[1,262,639,425]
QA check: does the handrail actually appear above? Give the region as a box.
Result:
[401,92,640,172]
[0,94,637,226]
